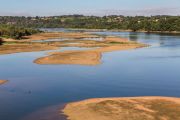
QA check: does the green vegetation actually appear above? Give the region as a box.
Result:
[0,38,4,45]
[109,41,127,44]
[1,15,180,32]
[0,25,41,39]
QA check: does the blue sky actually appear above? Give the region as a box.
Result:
[0,0,180,16]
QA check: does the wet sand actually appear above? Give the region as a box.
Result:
[0,80,8,85]
[63,97,180,120]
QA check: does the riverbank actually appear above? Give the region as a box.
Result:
[0,80,8,85]
[63,97,180,120]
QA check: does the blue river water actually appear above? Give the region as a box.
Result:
[0,29,180,120]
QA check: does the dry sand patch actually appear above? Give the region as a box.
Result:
[63,97,180,120]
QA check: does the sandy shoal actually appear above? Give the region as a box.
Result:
[35,51,101,65]
[63,96,180,120]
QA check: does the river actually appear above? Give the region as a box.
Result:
[0,29,180,120]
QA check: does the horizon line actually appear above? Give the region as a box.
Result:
[1,14,180,17]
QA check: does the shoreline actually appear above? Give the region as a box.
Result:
[63,96,180,120]
[21,96,180,120]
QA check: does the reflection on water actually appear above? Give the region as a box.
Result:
[128,32,139,41]
[21,104,67,120]
[39,28,69,32]
[0,29,180,120]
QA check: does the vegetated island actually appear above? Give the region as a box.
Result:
[63,97,180,120]
[0,80,8,85]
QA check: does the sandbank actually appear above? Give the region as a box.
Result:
[63,96,180,120]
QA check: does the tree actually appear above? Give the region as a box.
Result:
[0,38,4,45]
[144,20,152,32]
[128,20,140,32]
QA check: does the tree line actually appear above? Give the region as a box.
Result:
[0,15,180,34]
[0,25,41,39]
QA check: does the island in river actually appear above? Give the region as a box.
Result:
[0,32,146,65]
[34,36,145,65]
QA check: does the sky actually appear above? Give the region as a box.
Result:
[0,0,180,16]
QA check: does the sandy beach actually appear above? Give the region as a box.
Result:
[63,97,180,120]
